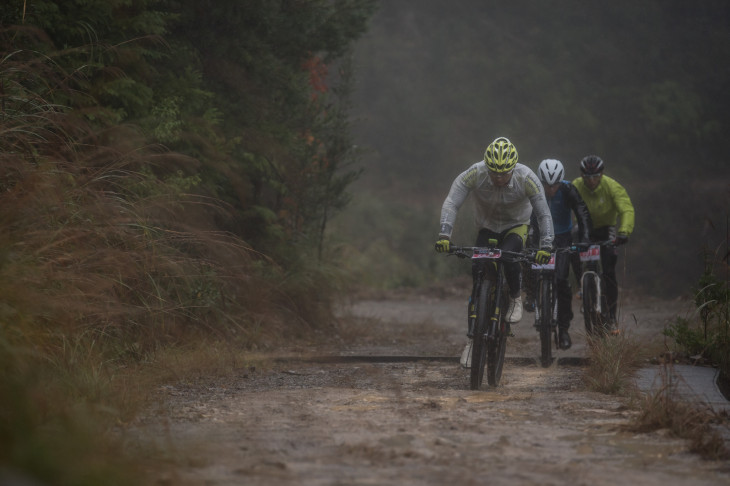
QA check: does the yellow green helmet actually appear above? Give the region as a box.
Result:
[484,137,518,173]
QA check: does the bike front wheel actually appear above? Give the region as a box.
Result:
[537,278,553,367]
[470,279,491,390]
[486,283,508,387]
[582,273,600,335]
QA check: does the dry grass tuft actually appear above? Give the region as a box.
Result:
[627,364,730,460]
[583,329,729,460]
[583,330,647,395]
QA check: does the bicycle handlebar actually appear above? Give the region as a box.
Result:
[446,239,617,263]
[448,245,537,263]
[565,240,616,252]
[522,240,617,254]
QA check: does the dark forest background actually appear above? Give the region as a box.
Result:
[332,0,730,297]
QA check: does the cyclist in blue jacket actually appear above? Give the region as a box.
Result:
[525,159,591,349]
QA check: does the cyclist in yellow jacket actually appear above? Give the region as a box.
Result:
[572,155,635,332]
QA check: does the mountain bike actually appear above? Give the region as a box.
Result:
[576,241,615,335]
[447,241,534,390]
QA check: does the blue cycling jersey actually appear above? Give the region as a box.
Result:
[529,178,591,245]
[546,180,574,236]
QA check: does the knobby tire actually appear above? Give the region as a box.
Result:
[582,273,600,335]
[470,279,490,390]
[538,278,553,368]
[487,282,507,387]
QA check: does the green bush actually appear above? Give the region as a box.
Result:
[663,254,729,376]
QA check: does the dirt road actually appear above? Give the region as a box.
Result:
[131,285,730,485]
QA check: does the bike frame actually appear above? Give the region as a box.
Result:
[531,256,558,325]
[579,244,603,316]
[575,240,615,335]
[448,243,533,389]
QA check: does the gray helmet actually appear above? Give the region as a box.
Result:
[538,159,564,185]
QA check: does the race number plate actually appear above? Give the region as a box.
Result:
[472,248,501,259]
[531,254,556,270]
[579,245,601,262]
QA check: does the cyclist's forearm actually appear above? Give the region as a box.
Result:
[609,179,635,235]
[439,179,470,238]
[617,207,635,235]
[529,194,554,248]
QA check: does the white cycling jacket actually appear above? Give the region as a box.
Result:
[439,162,554,249]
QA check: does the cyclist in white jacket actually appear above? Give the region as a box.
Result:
[435,137,553,367]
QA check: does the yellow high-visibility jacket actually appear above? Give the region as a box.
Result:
[572,175,635,236]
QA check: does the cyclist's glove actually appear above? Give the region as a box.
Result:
[615,233,629,246]
[535,249,551,264]
[435,238,451,253]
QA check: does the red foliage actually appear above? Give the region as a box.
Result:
[302,54,328,100]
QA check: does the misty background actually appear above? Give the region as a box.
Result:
[330,0,730,298]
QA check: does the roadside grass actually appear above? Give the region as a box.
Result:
[634,244,730,460]
[628,367,729,460]
[0,180,333,483]
[0,338,144,486]
[0,50,342,484]
[0,327,279,485]
[582,331,647,395]
[584,330,729,460]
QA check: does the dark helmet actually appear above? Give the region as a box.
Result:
[580,155,604,175]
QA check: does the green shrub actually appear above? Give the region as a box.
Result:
[663,255,729,376]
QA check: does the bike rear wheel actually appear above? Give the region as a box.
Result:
[582,273,600,335]
[470,279,490,390]
[487,284,507,386]
[537,278,553,367]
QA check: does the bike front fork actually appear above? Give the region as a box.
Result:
[467,295,476,337]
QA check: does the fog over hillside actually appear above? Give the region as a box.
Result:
[338,0,730,297]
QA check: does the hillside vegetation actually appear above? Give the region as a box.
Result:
[0,1,375,483]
